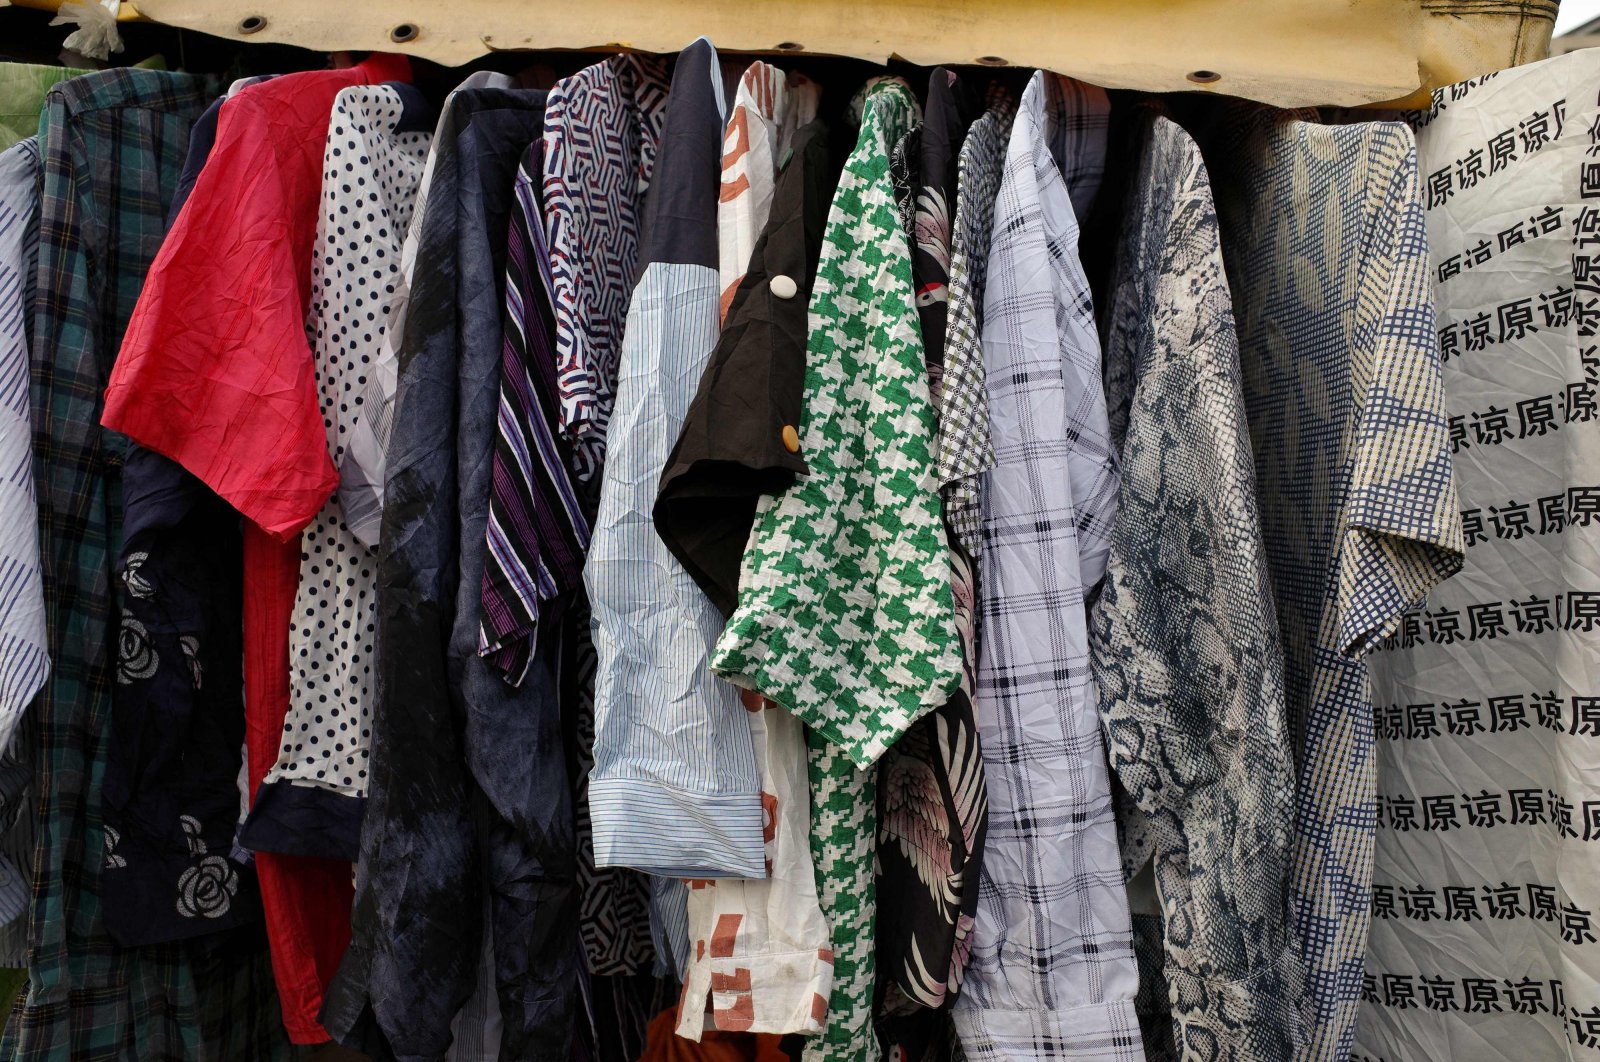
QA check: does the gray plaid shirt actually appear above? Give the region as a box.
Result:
[952,71,1144,1062]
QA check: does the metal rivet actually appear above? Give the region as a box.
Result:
[390,23,419,43]
[237,14,266,34]
[775,41,803,51]
[975,55,1006,66]
[1187,70,1222,84]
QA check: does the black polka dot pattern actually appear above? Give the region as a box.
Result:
[265,86,430,799]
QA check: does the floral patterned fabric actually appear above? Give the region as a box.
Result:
[876,68,990,1062]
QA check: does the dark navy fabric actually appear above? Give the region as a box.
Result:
[100,90,264,948]
[323,87,577,1062]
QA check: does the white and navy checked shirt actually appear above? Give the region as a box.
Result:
[952,71,1144,1062]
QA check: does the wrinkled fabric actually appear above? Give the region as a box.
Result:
[709,79,959,773]
[0,136,46,969]
[545,54,670,481]
[337,69,514,548]
[714,62,819,317]
[952,71,1145,1062]
[242,84,431,862]
[98,78,261,960]
[8,65,292,1062]
[666,116,839,1041]
[876,71,990,1061]
[936,95,1012,568]
[1358,50,1600,1062]
[1090,110,1308,1062]
[105,55,414,1044]
[561,588,658,979]
[0,62,92,150]
[1205,106,1464,1062]
[586,37,764,881]
[713,76,931,1062]
[639,1006,791,1062]
[475,138,589,686]
[321,85,578,1062]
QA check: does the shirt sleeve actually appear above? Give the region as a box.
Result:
[102,91,335,541]
[1336,128,1466,656]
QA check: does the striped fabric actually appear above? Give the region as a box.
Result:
[585,39,765,879]
[1207,106,1463,1062]
[477,142,590,685]
[952,71,1144,1062]
[585,271,765,875]
[0,136,46,967]
[0,137,47,758]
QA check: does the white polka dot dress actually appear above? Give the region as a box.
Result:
[260,85,430,820]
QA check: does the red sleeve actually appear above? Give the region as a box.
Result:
[103,90,336,541]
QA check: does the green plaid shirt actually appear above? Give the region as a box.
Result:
[3,68,291,1062]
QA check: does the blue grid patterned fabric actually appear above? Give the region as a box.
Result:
[1205,106,1465,1062]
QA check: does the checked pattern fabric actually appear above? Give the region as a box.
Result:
[951,71,1144,1062]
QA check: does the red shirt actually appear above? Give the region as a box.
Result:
[103,52,413,1044]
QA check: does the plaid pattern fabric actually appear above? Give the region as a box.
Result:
[1089,112,1310,1061]
[9,67,291,1062]
[951,71,1143,1062]
[938,96,1013,566]
[1207,107,1463,1062]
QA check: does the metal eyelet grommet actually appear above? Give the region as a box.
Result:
[238,14,266,34]
[390,23,419,43]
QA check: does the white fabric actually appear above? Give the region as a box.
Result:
[675,59,832,1041]
[1359,49,1600,1062]
[0,137,48,758]
[263,85,429,801]
[0,136,47,962]
[715,63,818,311]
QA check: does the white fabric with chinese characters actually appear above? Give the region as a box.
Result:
[1359,49,1600,1062]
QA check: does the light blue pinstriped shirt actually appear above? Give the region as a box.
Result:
[584,39,766,879]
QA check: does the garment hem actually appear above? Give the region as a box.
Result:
[239,779,364,861]
[589,777,767,878]
[952,997,1144,1059]
[675,945,831,1040]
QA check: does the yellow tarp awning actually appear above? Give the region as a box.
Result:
[12,0,1561,107]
